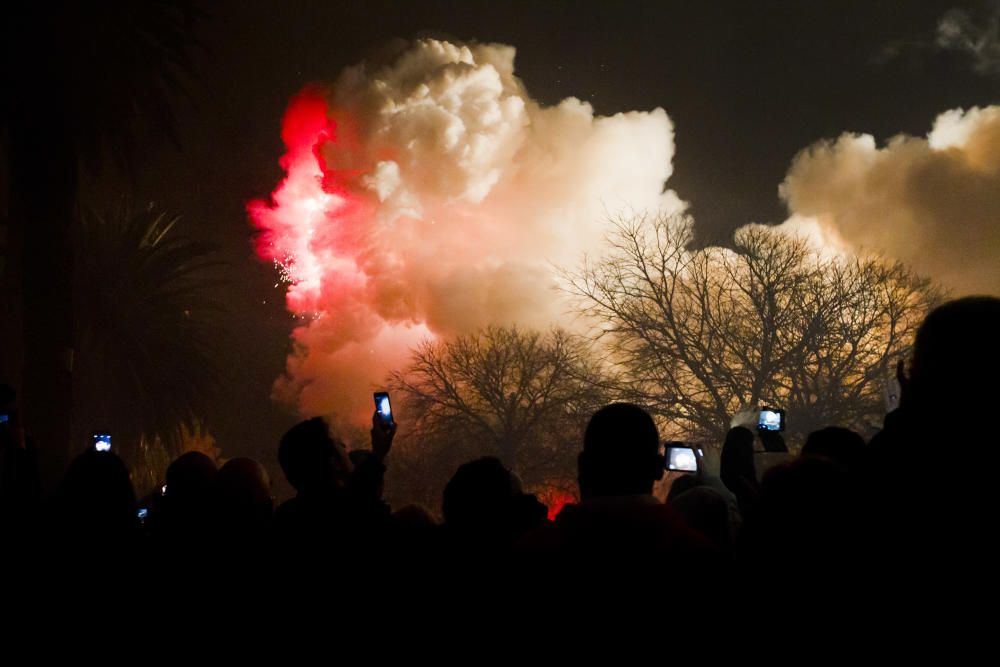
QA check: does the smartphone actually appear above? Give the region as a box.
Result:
[0,413,9,424]
[757,407,785,432]
[665,443,699,472]
[374,392,394,427]
[885,374,902,413]
[92,432,112,452]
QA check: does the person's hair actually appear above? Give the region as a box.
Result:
[278,417,347,492]
[910,296,1000,409]
[442,456,517,528]
[666,473,703,502]
[55,449,137,539]
[802,427,865,471]
[579,403,662,498]
[213,457,272,530]
[670,486,732,550]
[165,451,217,499]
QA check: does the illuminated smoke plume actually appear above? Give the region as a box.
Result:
[936,2,1000,76]
[250,39,682,422]
[778,105,1000,295]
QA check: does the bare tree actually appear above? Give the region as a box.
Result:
[563,212,939,445]
[387,326,607,508]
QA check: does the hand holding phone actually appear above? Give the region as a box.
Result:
[374,392,394,427]
[665,442,699,473]
[371,392,397,460]
[757,407,785,432]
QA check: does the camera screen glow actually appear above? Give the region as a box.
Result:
[758,410,782,430]
[378,396,391,418]
[668,447,698,472]
[93,434,112,452]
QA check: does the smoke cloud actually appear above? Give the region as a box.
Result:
[778,105,1000,295]
[250,39,682,421]
[937,1,1000,75]
[251,38,998,425]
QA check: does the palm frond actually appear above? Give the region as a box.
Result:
[74,201,224,460]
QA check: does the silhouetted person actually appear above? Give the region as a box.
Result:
[152,451,218,549]
[519,403,714,562]
[738,456,857,575]
[211,457,272,548]
[49,449,139,551]
[667,473,702,499]
[720,426,759,519]
[802,426,865,473]
[389,504,440,554]
[442,456,546,553]
[668,473,741,550]
[867,296,1000,568]
[274,417,351,548]
[669,486,733,553]
[274,414,393,554]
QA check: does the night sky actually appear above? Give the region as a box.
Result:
[116,0,998,483]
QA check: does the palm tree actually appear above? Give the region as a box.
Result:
[74,202,223,466]
[7,2,204,484]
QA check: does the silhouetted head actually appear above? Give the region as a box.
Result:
[392,503,437,528]
[390,504,439,552]
[802,427,865,472]
[55,449,137,539]
[278,417,350,494]
[165,451,217,503]
[155,451,217,543]
[754,456,855,562]
[215,458,270,506]
[720,426,756,485]
[578,403,663,499]
[666,473,703,502]
[442,456,519,529]
[909,296,1000,412]
[213,457,272,534]
[670,486,732,551]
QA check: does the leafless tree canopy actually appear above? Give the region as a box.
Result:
[388,326,607,506]
[563,212,939,444]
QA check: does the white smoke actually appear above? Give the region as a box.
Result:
[778,105,1000,295]
[936,2,1000,75]
[252,39,683,421]
[255,39,999,426]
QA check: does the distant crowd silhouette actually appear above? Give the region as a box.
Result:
[2,296,998,582]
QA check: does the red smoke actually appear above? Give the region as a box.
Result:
[248,89,368,317]
[251,90,330,309]
[248,89,433,421]
[252,88,329,263]
[247,41,680,423]
[536,486,577,521]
